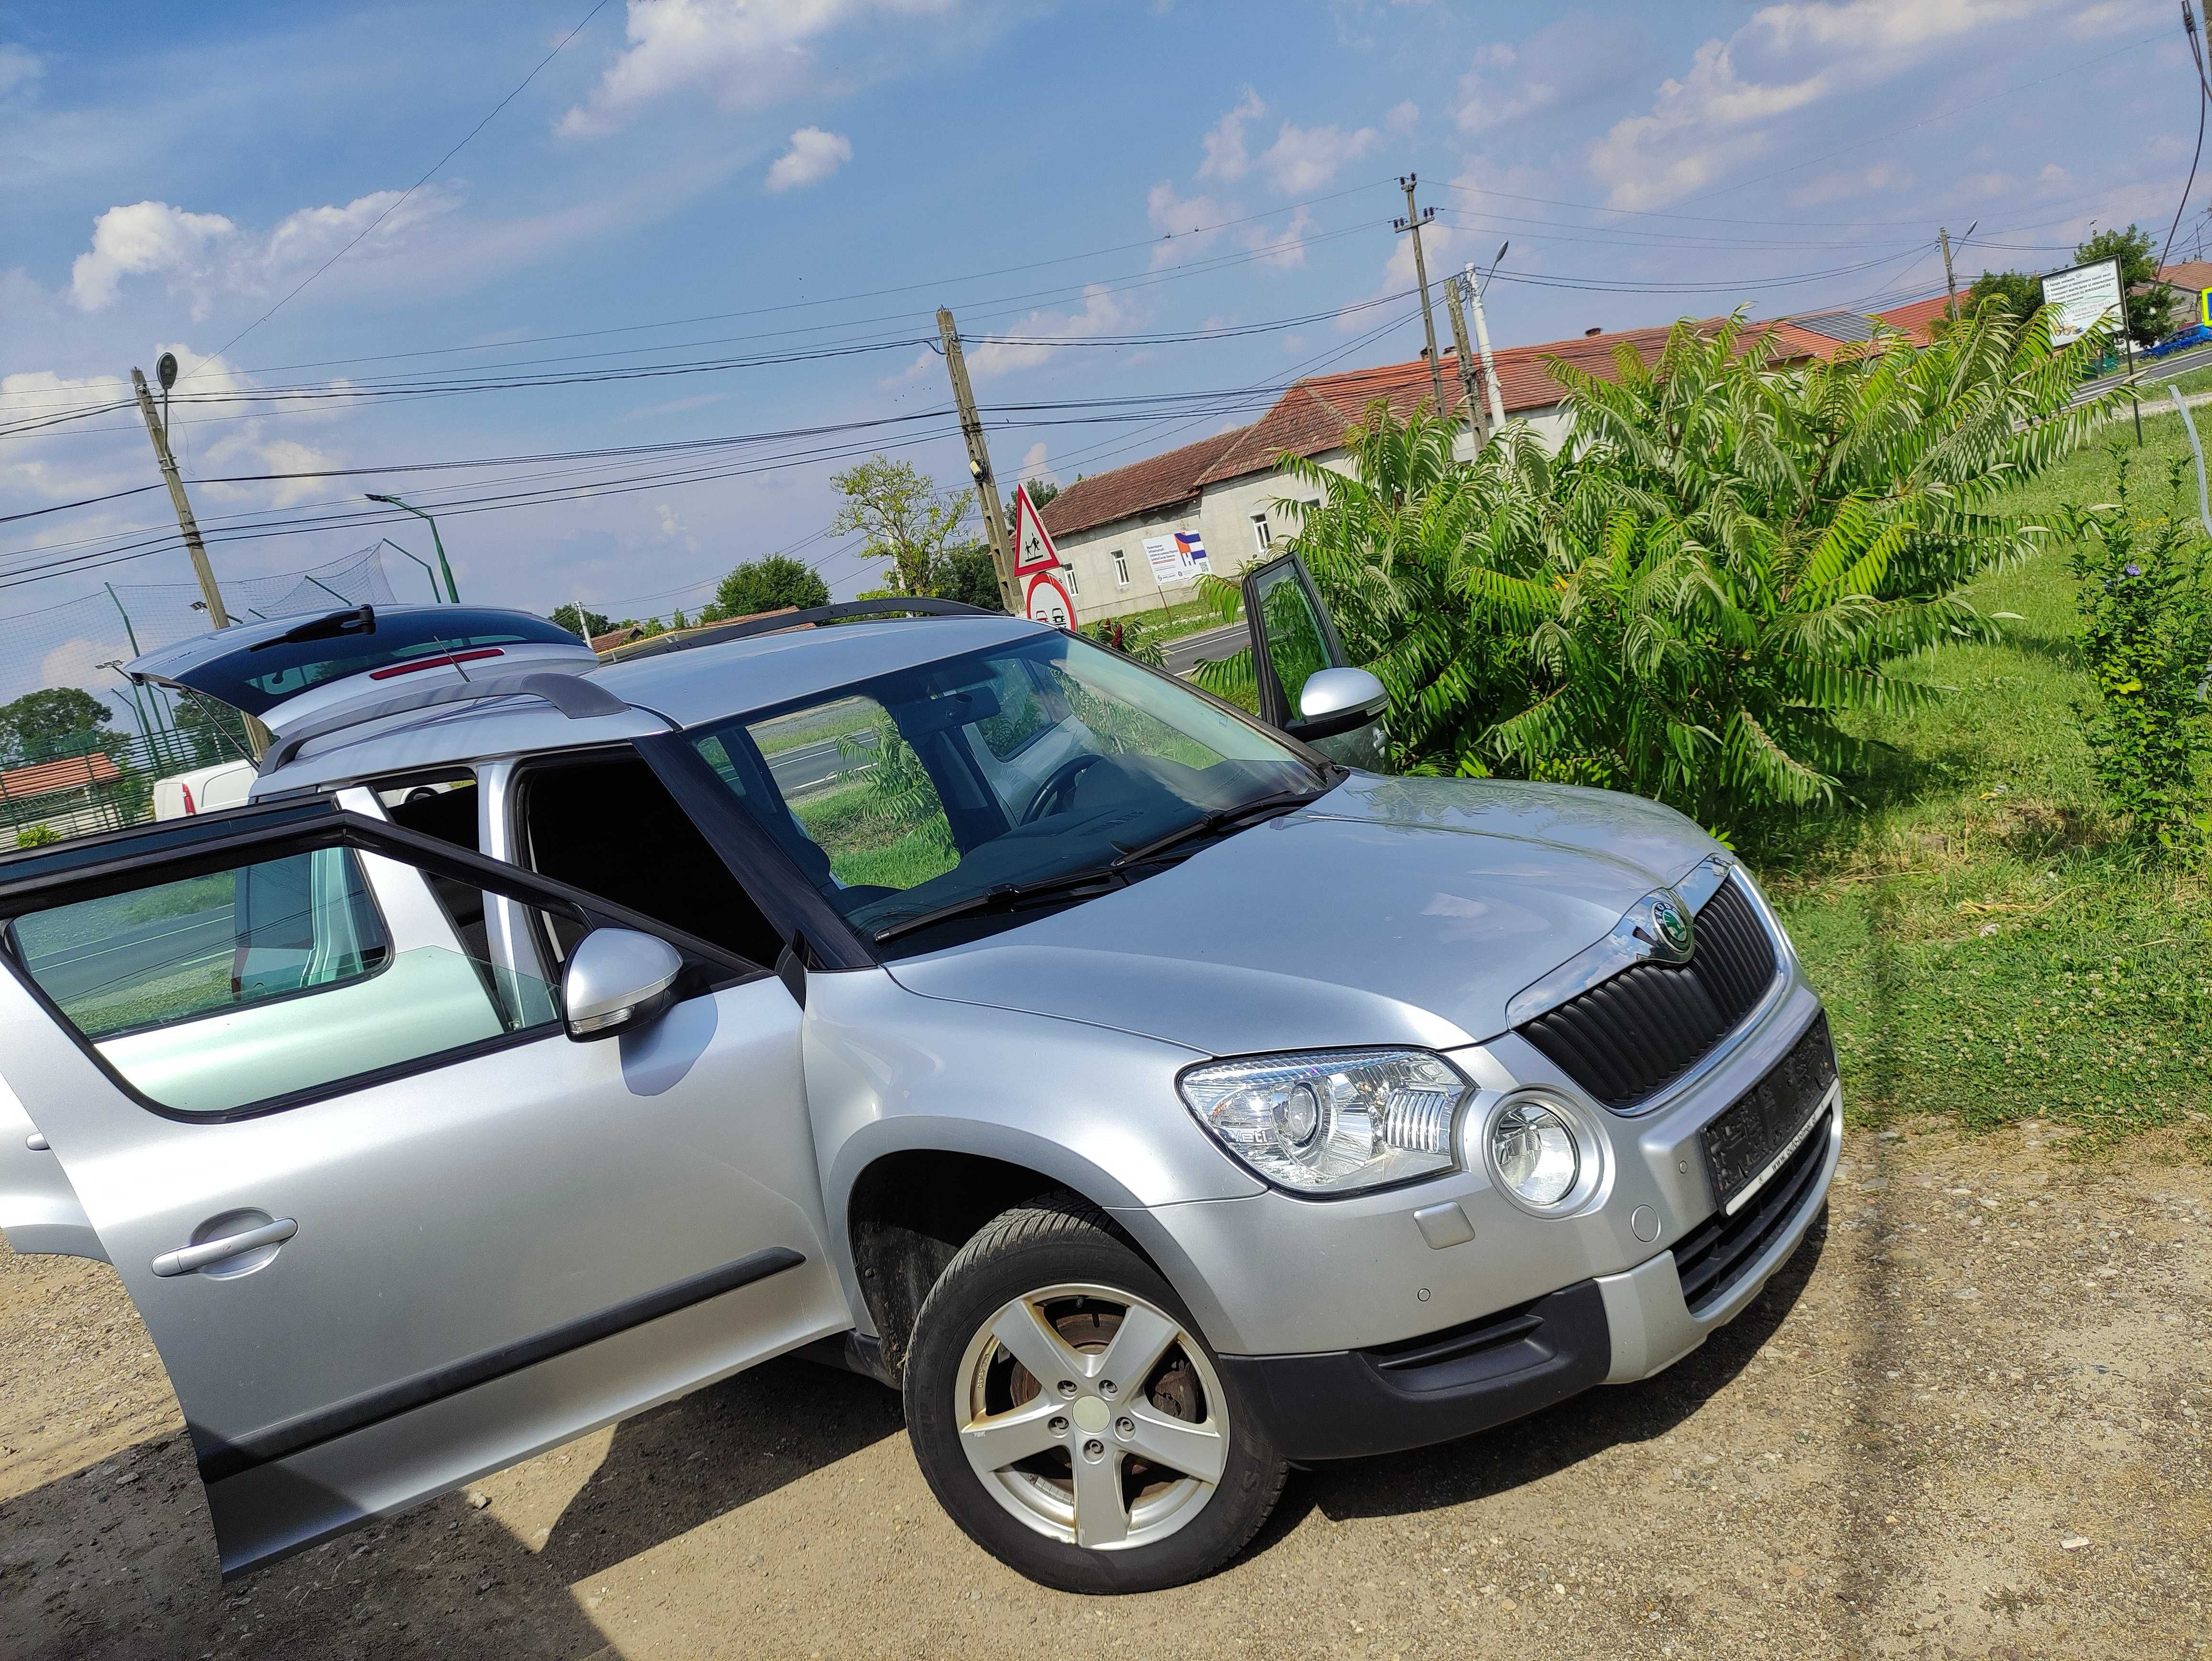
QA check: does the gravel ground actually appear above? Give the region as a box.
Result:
[2,1121,2206,1661]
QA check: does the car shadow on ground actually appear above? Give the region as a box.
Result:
[1246,1218,1829,1552]
[2,1352,905,1661]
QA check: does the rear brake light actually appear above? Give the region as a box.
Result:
[369,648,507,680]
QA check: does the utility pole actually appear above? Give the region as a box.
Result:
[132,369,231,629]
[1464,262,1507,433]
[132,366,269,762]
[1940,226,1958,325]
[1394,175,1449,417]
[1443,273,1486,452]
[936,307,1024,616]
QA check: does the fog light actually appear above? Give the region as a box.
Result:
[1491,1099,1581,1207]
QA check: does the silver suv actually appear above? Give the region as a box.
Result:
[0,567,1838,1594]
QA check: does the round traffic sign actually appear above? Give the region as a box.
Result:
[1024,569,1074,629]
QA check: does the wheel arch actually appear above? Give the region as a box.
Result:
[829,1120,1237,1381]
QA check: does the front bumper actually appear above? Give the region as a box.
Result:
[1219,1085,1839,1462]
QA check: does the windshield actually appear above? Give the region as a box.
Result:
[158,609,584,715]
[686,631,1326,954]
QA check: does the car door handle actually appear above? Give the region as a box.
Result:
[152,1218,298,1278]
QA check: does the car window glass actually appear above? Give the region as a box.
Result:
[972,658,1065,760]
[747,696,959,894]
[7,848,559,1117]
[1250,563,1338,717]
[687,631,1321,952]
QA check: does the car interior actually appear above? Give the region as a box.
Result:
[515,750,785,969]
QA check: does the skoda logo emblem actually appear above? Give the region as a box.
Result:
[1647,893,1694,963]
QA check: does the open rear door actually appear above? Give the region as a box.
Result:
[1239,553,1388,769]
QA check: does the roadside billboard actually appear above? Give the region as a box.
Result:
[2040,257,2125,348]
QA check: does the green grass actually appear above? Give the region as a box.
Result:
[1130,595,1240,641]
[1757,411,2212,1155]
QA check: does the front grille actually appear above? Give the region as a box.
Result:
[1671,1091,1831,1313]
[1517,876,1778,1109]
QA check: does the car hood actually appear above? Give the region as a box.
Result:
[885,774,1721,1056]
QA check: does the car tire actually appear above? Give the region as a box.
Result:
[903,1191,1288,1594]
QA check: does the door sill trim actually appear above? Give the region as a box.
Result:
[194,1246,806,1485]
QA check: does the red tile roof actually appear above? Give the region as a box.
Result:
[0,750,120,800]
[1037,428,1250,540]
[1873,293,1956,345]
[2157,261,2212,293]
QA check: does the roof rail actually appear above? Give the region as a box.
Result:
[602,597,994,664]
[261,671,644,774]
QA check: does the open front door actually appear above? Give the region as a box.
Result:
[1240,553,1389,770]
[0,802,848,1574]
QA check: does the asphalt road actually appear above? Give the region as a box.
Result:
[2080,339,2212,405]
[1163,621,1247,677]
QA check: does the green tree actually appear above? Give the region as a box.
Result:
[928,541,1008,612]
[2060,454,2212,852]
[1003,477,1061,537]
[830,456,972,596]
[1955,269,2043,326]
[707,554,830,620]
[549,603,613,640]
[1467,306,2117,822]
[172,691,253,767]
[0,687,119,767]
[2075,223,2172,346]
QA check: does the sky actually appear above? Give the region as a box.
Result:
[0,0,2201,716]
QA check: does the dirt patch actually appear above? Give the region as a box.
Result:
[2,1126,2206,1660]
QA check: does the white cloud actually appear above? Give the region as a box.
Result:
[1197,88,1266,182]
[765,125,852,191]
[1587,0,2067,209]
[970,285,1139,376]
[69,201,236,312]
[1786,160,1913,207]
[1146,181,1231,266]
[1457,40,1561,133]
[2038,162,2073,192]
[255,439,343,509]
[1949,169,2018,199]
[66,188,463,315]
[558,0,953,138]
[1257,121,1381,195]
[1018,442,1059,488]
[1385,100,1418,137]
[0,43,41,99]
[655,501,699,552]
[1246,205,1315,269]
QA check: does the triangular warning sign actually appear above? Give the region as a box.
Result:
[1010,484,1061,576]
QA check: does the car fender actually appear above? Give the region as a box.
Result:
[801,968,1262,1344]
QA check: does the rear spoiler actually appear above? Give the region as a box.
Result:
[260,672,657,774]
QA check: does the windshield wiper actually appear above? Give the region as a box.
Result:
[1107,786,1325,870]
[871,867,1128,945]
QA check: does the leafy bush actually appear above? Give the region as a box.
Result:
[2061,452,2212,852]
[708,554,829,620]
[14,824,60,848]
[1080,614,1166,668]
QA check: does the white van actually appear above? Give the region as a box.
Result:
[150,758,257,820]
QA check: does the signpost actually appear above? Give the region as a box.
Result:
[2042,256,2140,442]
[1009,484,1076,630]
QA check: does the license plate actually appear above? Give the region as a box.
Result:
[1701,1014,1837,1215]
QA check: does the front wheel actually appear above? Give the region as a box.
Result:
[902,1194,1288,1593]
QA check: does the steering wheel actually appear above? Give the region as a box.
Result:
[1021,753,1109,824]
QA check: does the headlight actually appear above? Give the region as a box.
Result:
[1487,1096,1583,1208]
[1178,1049,1471,1195]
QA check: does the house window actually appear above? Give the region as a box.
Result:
[1251,512,1272,554]
[1062,563,1079,595]
[1112,551,1130,587]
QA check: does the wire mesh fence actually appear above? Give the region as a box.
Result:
[0,547,397,844]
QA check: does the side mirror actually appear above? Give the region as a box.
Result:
[1287,666,1389,741]
[562,928,683,1041]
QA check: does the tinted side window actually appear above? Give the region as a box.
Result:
[8,849,557,1117]
[1251,563,1333,716]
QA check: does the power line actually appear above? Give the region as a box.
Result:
[182,0,615,382]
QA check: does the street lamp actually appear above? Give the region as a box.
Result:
[364,493,459,602]
[379,539,445,603]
